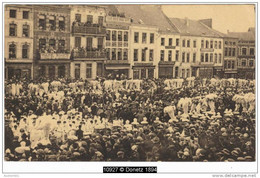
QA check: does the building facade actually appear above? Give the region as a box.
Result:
[33,5,71,79]
[70,5,106,80]
[5,5,34,79]
[223,36,238,78]
[105,11,130,78]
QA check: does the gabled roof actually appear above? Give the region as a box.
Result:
[113,5,179,33]
[227,28,255,41]
[169,17,224,38]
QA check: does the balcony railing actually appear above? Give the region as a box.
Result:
[72,51,106,59]
[72,25,106,35]
[118,41,122,47]
[40,53,71,60]
[123,42,128,47]
[106,41,111,47]
[106,60,129,64]
[106,16,131,23]
[200,48,214,52]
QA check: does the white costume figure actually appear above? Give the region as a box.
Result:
[187,77,195,87]
[202,78,207,87]
[177,79,184,88]
[104,80,113,90]
[42,82,49,93]
[206,94,218,113]
[164,105,176,120]
[35,113,53,145]
[11,83,16,96]
[29,121,41,149]
[16,83,22,96]
[133,80,142,90]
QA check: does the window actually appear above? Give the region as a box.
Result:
[186,69,190,78]
[214,53,217,63]
[219,41,222,49]
[250,48,255,55]
[193,53,196,63]
[59,17,65,31]
[87,15,93,24]
[168,51,172,61]
[148,69,154,78]
[242,48,247,55]
[22,44,29,58]
[232,48,236,56]
[249,60,254,67]
[182,69,185,78]
[75,14,81,22]
[150,33,154,44]
[106,30,111,40]
[215,41,218,49]
[228,61,231,69]
[224,61,227,69]
[112,48,116,60]
[161,38,165,46]
[175,67,179,77]
[210,53,213,62]
[49,39,56,49]
[49,16,56,31]
[75,37,81,48]
[169,38,173,46]
[9,43,16,59]
[112,31,117,41]
[187,53,190,63]
[9,23,17,36]
[22,24,29,37]
[176,39,179,46]
[98,16,103,26]
[182,39,185,47]
[233,42,236,45]
[10,10,16,18]
[133,70,140,79]
[206,41,209,48]
[159,67,173,78]
[160,50,165,61]
[242,60,246,66]
[149,49,154,61]
[134,49,138,61]
[107,49,111,60]
[86,37,93,51]
[118,31,122,41]
[23,11,29,19]
[229,48,232,56]
[201,40,204,48]
[210,40,213,48]
[86,64,92,78]
[118,49,122,60]
[142,49,146,61]
[134,32,139,43]
[193,40,196,48]
[225,48,228,56]
[39,39,46,49]
[201,53,204,62]
[205,53,209,62]
[98,38,103,50]
[219,54,222,63]
[124,32,128,41]
[75,64,81,79]
[187,40,190,47]
[58,40,65,52]
[123,49,128,60]
[39,15,46,30]
[175,50,179,61]
[142,33,147,43]
[232,61,235,69]
[182,52,185,62]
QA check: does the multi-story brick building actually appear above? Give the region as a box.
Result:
[228,28,255,79]
[104,6,130,78]
[70,5,106,80]
[33,5,71,79]
[169,18,224,78]
[223,35,239,78]
[5,5,34,79]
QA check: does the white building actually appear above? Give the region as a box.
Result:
[5,5,34,79]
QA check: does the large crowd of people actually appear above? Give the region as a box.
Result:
[4,75,255,162]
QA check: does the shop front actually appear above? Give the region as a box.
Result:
[158,61,175,78]
[132,63,155,79]
[5,63,32,80]
[37,61,70,79]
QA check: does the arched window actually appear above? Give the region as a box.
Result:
[9,43,16,59]
[22,24,29,37]
[49,15,56,31]
[9,23,17,36]
[22,44,29,58]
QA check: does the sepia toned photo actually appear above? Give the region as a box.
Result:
[4,4,256,164]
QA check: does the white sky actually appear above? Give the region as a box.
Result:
[162,5,255,33]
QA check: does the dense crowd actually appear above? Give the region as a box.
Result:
[4,76,255,161]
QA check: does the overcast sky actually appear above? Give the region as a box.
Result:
[161,5,255,33]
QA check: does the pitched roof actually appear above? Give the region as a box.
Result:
[227,28,255,41]
[113,5,179,33]
[169,17,224,38]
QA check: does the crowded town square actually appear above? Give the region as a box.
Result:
[4,76,255,161]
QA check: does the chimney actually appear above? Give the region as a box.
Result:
[199,19,212,28]
[185,17,189,26]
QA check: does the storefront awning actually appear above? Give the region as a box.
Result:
[105,66,130,70]
[132,66,155,69]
